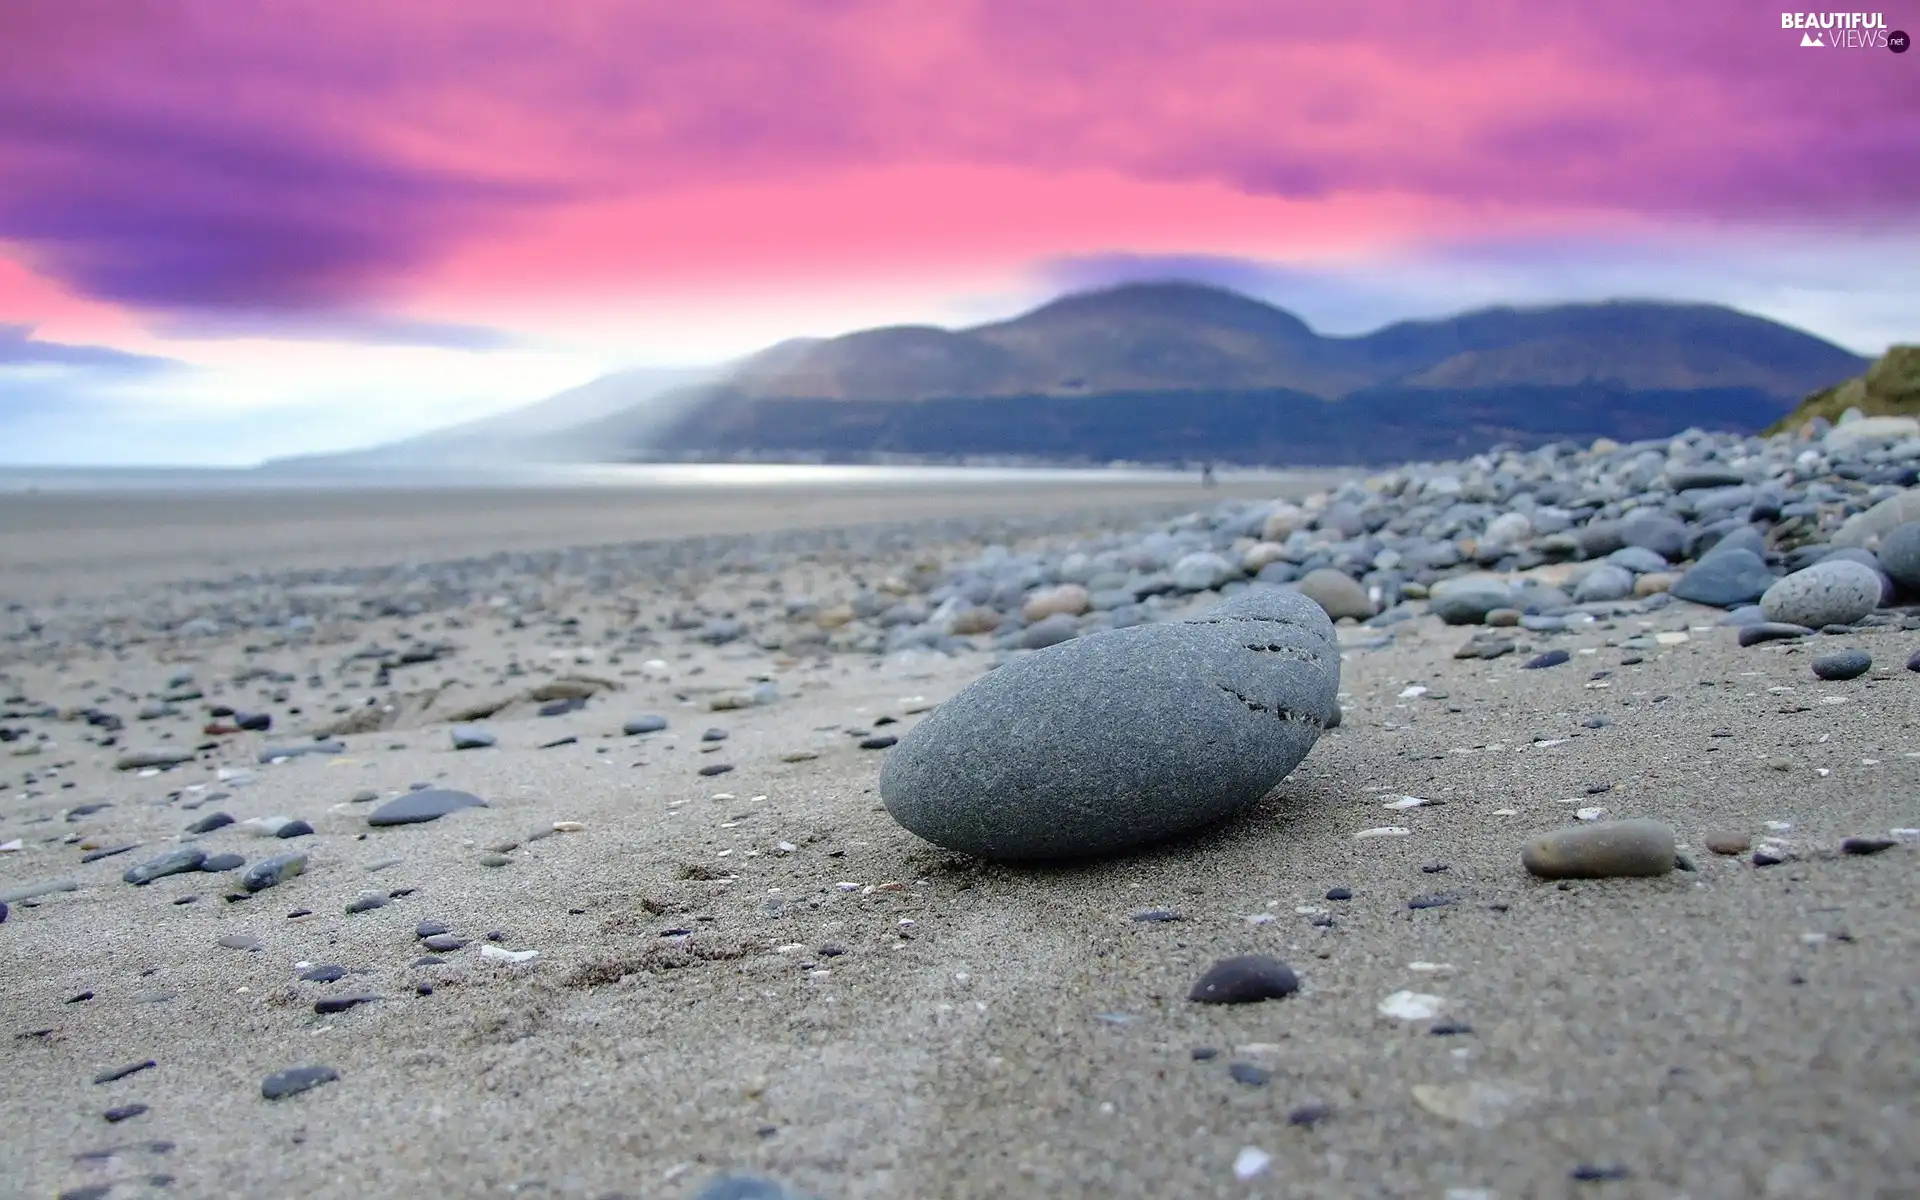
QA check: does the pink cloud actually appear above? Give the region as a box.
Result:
[0,0,1912,334]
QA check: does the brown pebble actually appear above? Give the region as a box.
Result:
[1703,830,1751,856]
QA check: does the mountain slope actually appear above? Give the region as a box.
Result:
[1763,345,1920,434]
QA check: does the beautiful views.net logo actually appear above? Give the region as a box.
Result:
[1780,11,1909,50]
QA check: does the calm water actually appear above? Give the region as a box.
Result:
[0,462,1292,494]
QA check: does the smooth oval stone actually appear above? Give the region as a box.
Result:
[1738,622,1814,647]
[185,812,235,834]
[1812,649,1872,681]
[123,846,207,885]
[1759,561,1882,628]
[261,1065,340,1100]
[692,1175,824,1200]
[257,740,345,764]
[1521,819,1676,880]
[1428,576,1512,625]
[622,714,669,735]
[1188,954,1301,1004]
[1573,564,1634,603]
[1702,830,1751,855]
[199,852,246,872]
[1295,568,1374,620]
[367,788,486,827]
[879,588,1339,860]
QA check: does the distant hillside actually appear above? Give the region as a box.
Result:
[1763,345,1920,434]
[630,283,1871,466]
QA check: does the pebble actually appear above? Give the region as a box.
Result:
[241,852,308,892]
[1188,954,1301,1004]
[93,1059,157,1084]
[313,994,379,1014]
[367,788,486,826]
[1841,836,1896,855]
[1521,819,1676,879]
[185,812,235,834]
[123,847,207,885]
[1296,567,1375,620]
[450,724,497,750]
[1812,649,1872,680]
[260,1065,340,1100]
[1759,560,1883,629]
[103,1103,149,1123]
[199,852,246,872]
[880,587,1339,859]
[1703,830,1751,855]
[623,714,669,735]
[1738,622,1814,647]
[690,1175,823,1200]
[257,740,345,763]
[114,748,196,771]
[1522,649,1570,670]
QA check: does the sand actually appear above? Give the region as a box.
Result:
[2,476,1917,1200]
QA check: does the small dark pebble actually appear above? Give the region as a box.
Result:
[1288,1103,1334,1127]
[1812,649,1872,681]
[1753,851,1787,867]
[1407,894,1457,910]
[701,727,729,742]
[697,764,735,777]
[68,991,94,1003]
[420,934,466,952]
[261,1065,340,1100]
[1429,1021,1474,1036]
[59,1188,114,1200]
[415,920,449,938]
[417,984,433,995]
[286,908,311,919]
[345,895,387,914]
[94,1059,157,1084]
[314,994,378,1015]
[859,735,898,750]
[1523,649,1571,669]
[1571,1165,1632,1183]
[537,736,578,749]
[1189,954,1300,1004]
[298,965,347,983]
[1191,1047,1220,1061]
[80,844,140,863]
[104,1103,148,1123]
[1129,908,1182,922]
[1420,863,1449,874]
[1227,1061,1270,1087]
[199,852,245,872]
[185,812,235,834]
[1324,887,1352,901]
[273,819,313,839]
[1907,648,1920,673]
[411,956,445,967]
[1841,836,1897,856]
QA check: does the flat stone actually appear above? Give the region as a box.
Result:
[241,852,308,892]
[1760,561,1882,629]
[123,846,207,885]
[1295,568,1374,621]
[367,789,486,827]
[1738,622,1814,647]
[0,879,79,904]
[879,587,1339,860]
[1841,836,1897,855]
[1521,818,1676,880]
[1812,649,1872,681]
[1875,521,1920,590]
[1189,954,1301,1004]
[114,748,196,771]
[1428,576,1512,625]
[199,852,246,872]
[690,1175,824,1200]
[261,1065,340,1100]
[184,813,235,834]
[257,740,345,764]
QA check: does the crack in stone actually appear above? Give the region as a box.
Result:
[1242,642,1322,665]
[1214,682,1326,730]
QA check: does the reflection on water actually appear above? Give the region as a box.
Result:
[0,462,1300,494]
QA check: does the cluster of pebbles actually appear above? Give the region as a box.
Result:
[5,415,1920,1198]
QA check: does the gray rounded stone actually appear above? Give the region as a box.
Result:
[123,845,207,885]
[1874,521,1920,591]
[367,788,487,827]
[1573,564,1634,603]
[1295,568,1374,620]
[1618,512,1688,560]
[1668,549,1774,608]
[1759,560,1882,628]
[879,588,1340,860]
[1521,819,1676,880]
[1427,576,1512,625]
[1812,649,1872,681]
[622,714,668,735]
[1171,551,1236,592]
[450,725,497,750]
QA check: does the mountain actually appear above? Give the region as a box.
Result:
[1763,345,1920,434]
[259,363,718,469]
[624,283,1872,466]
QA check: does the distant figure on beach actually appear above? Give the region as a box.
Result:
[1200,461,1216,488]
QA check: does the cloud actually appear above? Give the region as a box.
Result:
[0,0,1913,332]
[0,323,183,371]
[145,312,535,351]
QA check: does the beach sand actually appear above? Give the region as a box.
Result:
[2,476,1917,1200]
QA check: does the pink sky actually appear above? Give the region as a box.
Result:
[0,0,1915,462]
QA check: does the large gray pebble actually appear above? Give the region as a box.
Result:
[1759,560,1883,628]
[1573,564,1634,603]
[879,587,1340,860]
[1427,576,1512,625]
[1669,549,1773,608]
[1296,568,1374,620]
[367,788,487,827]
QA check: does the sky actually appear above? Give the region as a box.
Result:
[2,0,1917,466]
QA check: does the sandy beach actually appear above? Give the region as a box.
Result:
[3,469,1917,1200]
